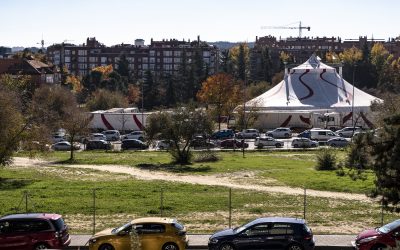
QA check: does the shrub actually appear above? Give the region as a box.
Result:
[193,151,221,163]
[315,148,337,170]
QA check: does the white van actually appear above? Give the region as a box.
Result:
[309,129,339,141]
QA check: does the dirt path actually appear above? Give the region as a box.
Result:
[12,157,371,202]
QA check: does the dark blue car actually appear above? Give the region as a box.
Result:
[208,217,315,250]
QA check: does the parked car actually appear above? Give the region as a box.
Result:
[353,219,400,250]
[89,133,107,141]
[208,217,315,250]
[86,140,112,150]
[154,140,173,150]
[51,141,80,151]
[0,213,71,250]
[254,136,284,148]
[266,127,292,138]
[336,127,363,138]
[327,137,349,147]
[291,138,318,148]
[102,130,121,141]
[309,129,339,141]
[220,139,249,149]
[121,131,145,141]
[121,139,148,150]
[298,130,311,138]
[235,129,260,139]
[51,134,66,143]
[211,129,235,140]
[88,217,188,250]
[191,136,216,149]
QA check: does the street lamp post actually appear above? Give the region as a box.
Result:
[351,63,357,139]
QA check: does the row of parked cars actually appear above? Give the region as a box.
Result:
[2,212,400,250]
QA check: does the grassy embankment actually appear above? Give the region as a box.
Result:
[3,149,392,234]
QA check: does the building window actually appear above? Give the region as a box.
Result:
[142,64,148,70]
[78,57,87,63]
[150,50,155,56]
[101,57,107,63]
[143,57,148,63]
[174,58,181,63]
[89,57,97,63]
[163,51,172,56]
[149,57,155,63]
[78,50,87,56]
[163,57,173,63]
[65,50,71,55]
[203,51,210,57]
[174,51,181,57]
[78,63,87,69]
[65,56,71,63]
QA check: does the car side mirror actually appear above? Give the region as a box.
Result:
[393,231,400,237]
[118,231,128,236]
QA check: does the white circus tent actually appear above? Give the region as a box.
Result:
[243,55,382,129]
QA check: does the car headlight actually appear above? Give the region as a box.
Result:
[209,238,219,244]
[89,238,97,244]
[358,236,378,244]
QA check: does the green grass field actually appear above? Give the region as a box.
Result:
[5,149,393,234]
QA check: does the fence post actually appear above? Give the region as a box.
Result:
[93,189,96,235]
[229,188,232,228]
[381,200,384,226]
[160,188,164,217]
[25,191,28,213]
[303,187,307,220]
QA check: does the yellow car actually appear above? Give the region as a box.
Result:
[88,217,188,250]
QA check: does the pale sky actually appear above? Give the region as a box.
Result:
[1,0,399,47]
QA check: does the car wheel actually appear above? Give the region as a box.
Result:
[371,244,388,250]
[330,143,336,147]
[267,133,273,137]
[99,243,115,250]
[162,243,179,250]
[339,133,343,137]
[284,133,290,138]
[287,243,303,250]
[293,144,299,148]
[219,243,235,250]
[34,243,49,250]
[275,143,282,148]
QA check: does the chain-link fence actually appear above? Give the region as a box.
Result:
[1,187,391,235]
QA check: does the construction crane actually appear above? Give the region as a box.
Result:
[261,21,311,38]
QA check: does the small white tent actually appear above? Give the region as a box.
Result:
[244,55,382,129]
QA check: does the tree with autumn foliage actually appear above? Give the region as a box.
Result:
[197,73,242,129]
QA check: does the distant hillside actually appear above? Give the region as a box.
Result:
[208,41,255,50]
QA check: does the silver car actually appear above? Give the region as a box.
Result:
[327,137,349,147]
[291,138,318,148]
[336,127,362,137]
[266,127,292,138]
[254,136,284,148]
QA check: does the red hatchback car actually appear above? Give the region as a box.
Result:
[353,219,400,250]
[0,213,71,250]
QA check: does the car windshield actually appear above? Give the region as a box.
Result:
[112,222,131,234]
[50,218,65,231]
[378,220,400,234]
[234,220,254,233]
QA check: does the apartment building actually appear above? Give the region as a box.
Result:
[47,37,219,79]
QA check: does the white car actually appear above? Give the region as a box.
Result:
[51,134,66,143]
[52,141,80,151]
[291,138,318,148]
[89,133,107,141]
[336,127,363,137]
[266,127,292,138]
[254,136,284,148]
[327,137,350,147]
[154,140,173,150]
[102,130,121,141]
[121,131,145,141]
[235,129,260,139]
